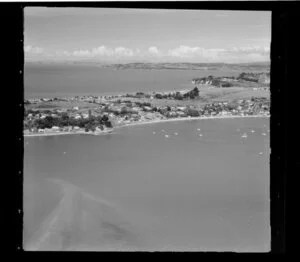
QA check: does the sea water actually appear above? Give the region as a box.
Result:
[23,117,270,251]
[24,64,241,98]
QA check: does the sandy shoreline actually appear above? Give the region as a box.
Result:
[115,114,270,130]
[24,114,269,138]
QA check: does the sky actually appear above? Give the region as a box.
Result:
[24,7,271,63]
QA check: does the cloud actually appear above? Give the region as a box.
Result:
[230,45,270,54]
[148,46,160,55]
[91,46,114,56]
[73,49,92,57]
[69,46,136,57]
[168,45,204,58]
[167,46,227,61]
[24,45,44,54]
[56,50,72,56]
[114,47,134,56]
[166,45,270,62]
[24,44,270,63]
[219,45,270,63]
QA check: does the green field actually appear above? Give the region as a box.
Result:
[25,86,269,112]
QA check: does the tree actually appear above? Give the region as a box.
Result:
[187,109,200,117]
[104,121,112,128]
[192,87,200,97]
[174,92,183,100]
[101,115,109,122]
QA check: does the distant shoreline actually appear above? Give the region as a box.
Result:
[24,114,269,138]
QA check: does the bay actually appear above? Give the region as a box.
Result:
[24,64,241,98]
[23,117,270,251]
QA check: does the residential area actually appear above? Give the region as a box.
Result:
[24,85,270,136]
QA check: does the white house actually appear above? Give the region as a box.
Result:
[177,106,186,111]
[143,106,152,112]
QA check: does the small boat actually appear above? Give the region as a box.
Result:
[262,133,267,136]
[259,152,263,155]
[174,132,178,135]
[153,131,156,134]
[198,134,203,137]
[165,134,169,138]
[251,130,255,133]
[241,133,247,138]
[197,128,201,131]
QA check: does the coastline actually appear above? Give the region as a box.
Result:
[115,114,270,130]
[24,129,113,137]
[24,114,269,138]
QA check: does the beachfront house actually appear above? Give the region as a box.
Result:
[52,126,59,132]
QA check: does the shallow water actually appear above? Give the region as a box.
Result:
[23,117,270,251]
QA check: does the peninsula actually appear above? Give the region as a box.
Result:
[24,72,270,137]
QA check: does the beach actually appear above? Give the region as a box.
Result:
[24,114,269,137]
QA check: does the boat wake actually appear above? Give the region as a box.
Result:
[24,178,146,251]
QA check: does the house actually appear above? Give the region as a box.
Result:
[95,126,103,132]
[74,114,81,119]
[132,107,140,112]
[143,106,152,112]
[177,111,186,116]
[52,126,59,131]
[177,106,187,111]
[73,106,79,110]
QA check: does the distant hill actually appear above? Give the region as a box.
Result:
[25,61,270,72]
[102,62,270,71]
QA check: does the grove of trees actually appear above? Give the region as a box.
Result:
[29,114,112,131]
